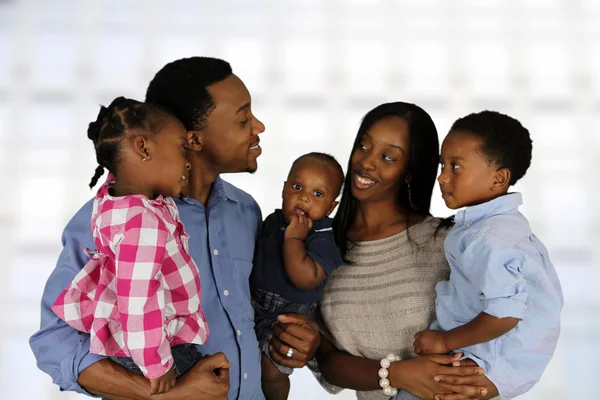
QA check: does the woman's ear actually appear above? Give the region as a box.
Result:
[187,131,203,152]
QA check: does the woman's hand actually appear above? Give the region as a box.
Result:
[388,353,487,400]
[433,359,499,400]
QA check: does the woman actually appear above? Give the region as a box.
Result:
[314,102,499,400]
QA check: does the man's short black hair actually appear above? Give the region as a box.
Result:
[451,110,533,185]
[145,57,232,130]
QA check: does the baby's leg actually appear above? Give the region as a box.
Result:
[261,353,291,400]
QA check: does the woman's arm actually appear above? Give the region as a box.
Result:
[316,334,487,398]
[316,334,383,390]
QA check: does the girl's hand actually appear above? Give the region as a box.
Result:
[388,353,485,400]
[149,365,176,395]
[285,214,313,241]
[414,330,450,355]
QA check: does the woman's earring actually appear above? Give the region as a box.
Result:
[142,155,150,161]
[407,183,416,210]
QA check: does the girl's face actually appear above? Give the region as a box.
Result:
[146,115,191,198]
[349,116,411,204]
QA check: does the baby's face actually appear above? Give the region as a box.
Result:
[438,130,499,209]
[281,161,340,223]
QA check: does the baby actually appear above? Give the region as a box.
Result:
[249,152,344,400]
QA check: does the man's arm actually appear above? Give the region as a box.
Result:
[79,353,232,400]
[29,200,107,396]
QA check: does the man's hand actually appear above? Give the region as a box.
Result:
[150,365,176,395]
[285,215,313,241]
[161,352,231,400]
[414,330,451,355]
[269,314,320,368]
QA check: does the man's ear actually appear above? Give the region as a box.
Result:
[187,131,203,152]
[491,168,511,192]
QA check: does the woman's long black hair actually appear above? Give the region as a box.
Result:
[332,102,440,259]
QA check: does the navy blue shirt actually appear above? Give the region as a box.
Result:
[250,209,343,303]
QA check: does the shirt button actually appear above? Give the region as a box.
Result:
[237,330,241,336]
[465,223,471,228]
[213,249,219,255]
[244,372,248,380]
[223,289,229,296]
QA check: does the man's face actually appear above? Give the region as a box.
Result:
[200,74,265,174]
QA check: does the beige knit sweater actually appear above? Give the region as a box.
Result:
[319,216,450,400]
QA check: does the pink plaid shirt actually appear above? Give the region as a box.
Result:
[52,178,209,379]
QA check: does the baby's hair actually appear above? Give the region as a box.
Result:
[290,152,345,196]
[450,110,533,185]
[87,97,165,189]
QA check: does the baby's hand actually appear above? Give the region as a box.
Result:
[413,330,450,355]
[149,365,176,395]
[285,214,313,241]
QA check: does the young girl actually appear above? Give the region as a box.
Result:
[52,97,210,395]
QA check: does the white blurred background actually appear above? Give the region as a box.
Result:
[1,0,598,399]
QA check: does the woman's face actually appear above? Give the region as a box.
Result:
[349,116,411,204]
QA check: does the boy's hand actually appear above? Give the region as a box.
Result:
[285,214,313,241]
[413,330,450,355]
[149,365,176,395]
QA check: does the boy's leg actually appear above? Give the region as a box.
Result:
[261,353,291,400]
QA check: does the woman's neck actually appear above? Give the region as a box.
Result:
[350,198,420,241]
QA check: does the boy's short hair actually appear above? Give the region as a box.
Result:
[451,110,532,185]
[289,152,345,196]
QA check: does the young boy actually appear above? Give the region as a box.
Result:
[413,111,563,399]
[249,152,344,400]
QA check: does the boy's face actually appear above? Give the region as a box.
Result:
[438,130,500,209]
[281,160,341,224]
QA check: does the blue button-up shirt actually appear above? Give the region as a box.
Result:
[29,177,265,400]
[434,193,564,399]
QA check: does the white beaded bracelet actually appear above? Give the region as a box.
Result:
[378,353,399,397]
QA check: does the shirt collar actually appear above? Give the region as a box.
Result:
[455,192,523,227]
[179,176,238,207]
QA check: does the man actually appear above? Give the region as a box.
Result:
[30,57,320,400]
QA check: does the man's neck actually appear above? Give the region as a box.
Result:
[185,157,221,207]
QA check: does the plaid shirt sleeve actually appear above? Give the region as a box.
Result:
[113,210,173,379]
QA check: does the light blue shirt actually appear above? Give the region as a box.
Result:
[29,177,265,400]
[433,193,563,399]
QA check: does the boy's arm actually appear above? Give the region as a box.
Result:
[414,313,519,355]
[283,236,327,290]
[415,235,528,355]
[445,312,519,350]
